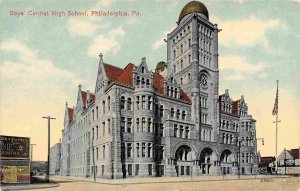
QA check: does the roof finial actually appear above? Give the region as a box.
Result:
[78,84,82,89]
[141,57,146,63]
[66,102,68,107]
[99,53,103,65]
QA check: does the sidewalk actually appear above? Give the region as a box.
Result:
[0,182,58,191]
[53,174,292,185]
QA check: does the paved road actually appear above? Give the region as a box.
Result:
[14,176,300,191]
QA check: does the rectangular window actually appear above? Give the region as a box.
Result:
[160,124,164,137]
[148,143,152,158]
[128,164,132,176]
[142,96,146,109]
[102,122,105,136]
[127,118,132,133]
[147,96,152,110]
[127,143,132,158]
[148,164,152,175]
[121,117,125,132]
[136,96,140,110]
[135,164,139,175]
[103,145,106,159]
[108,119,111,133]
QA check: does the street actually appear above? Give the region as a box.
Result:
[20,176,299,191]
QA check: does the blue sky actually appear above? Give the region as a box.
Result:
[0,0,299,160]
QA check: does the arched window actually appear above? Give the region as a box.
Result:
[147,118,152,132]
[102,101,105,114]
[108,96,111,111]
[127,98,132,110]
[96,106,98,119]
[120,96,125,109]
[175,88,178,98]
[142,78,145,85]
[176,109,180,119]
[92,109,95,121]
[142,67,145,73]
[142,117,146,132]
[171,108,175,117]
[136,118,140,132]
[137,76,140,85]
[146,79,150,86]
[182,110,186,120]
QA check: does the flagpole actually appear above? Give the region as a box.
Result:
[273,80,281,173]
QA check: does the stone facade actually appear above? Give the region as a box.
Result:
[60,1,258,179]
[50,143,61,175]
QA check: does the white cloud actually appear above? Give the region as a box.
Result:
[95,0,113,8]
[152,27,174,50]
[88,25,126,57]
[214,15,282,48]
[68,18,98,37]
[0,39,80,160]
[220,55,267,81]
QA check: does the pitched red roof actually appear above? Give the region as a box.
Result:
[103,63,123,84]
[232,100,239,116]
[153,72,165,95]
[103,63,191,104]
[90,93,95,102]
[288,149,300,159]
[116,63,134,87]
[68,108,74,123]
[81,91,87,108]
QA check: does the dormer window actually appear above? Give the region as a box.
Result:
[175,88,178,98]
[142,67,145,73]
[137,76,140,85]
[146,79,150,86]
[171,108,175,117]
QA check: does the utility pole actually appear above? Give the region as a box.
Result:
[42,116,56,183]
[30,144,36,161]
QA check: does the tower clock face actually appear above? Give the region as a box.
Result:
[200,74,208,88]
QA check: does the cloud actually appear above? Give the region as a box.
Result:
[214,15,282,48]
[95,0,113,7]
[88,25,126,57]
[68,18,98,37]
[0,39,81,160]
[220,55,267,80]
[152,27,174,50]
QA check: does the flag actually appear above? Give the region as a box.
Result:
[272,81,279,115]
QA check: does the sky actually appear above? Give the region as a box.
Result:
[0,0,299,161]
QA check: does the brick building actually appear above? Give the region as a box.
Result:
[60,1,258,179]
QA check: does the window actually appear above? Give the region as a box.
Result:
[181,44,183,54]
[96,107,98,119]
[92,128,95,139]
[174,65,176,73]
[92,109,95,121]
[136,143,140,157]
[142,143,146,157]
[180,60,183,69]
[180,78,183,85]
[146,79,150,86]
[120,96,125,110]
[142,96,146,109]
[185,127,189,139]
[182,110,186,120]
[127,143,132,158]
[108,119,111,133]
[160,124,164,137]
[180,126,184,138]
[96,147,99,160]
[173,50,176,59]
[127,118,132,133]
[108,96,111,111]
[121,117,125,132]
[176,109,180,119]
[142,117,146,132]
[148,143,152,157]
[147,118,152,132]
[136,118,140,132]
[102,122,105,136]
[96,126,99,139]
[103,145,106,159]
[127,98,132,110]
[102,101,105,114]
[147,96,152,110]
[174,125,178,137]
[188,54,191,64]
[171,108,175,117]
[188,73,191,81]
[142,67,145,73]
[160,105,164,117]
[136,96,140,109]
[137,76,140,85]
[188,38,191,47]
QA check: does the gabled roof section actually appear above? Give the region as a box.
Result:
[103,62,191,104]
[68,107,74,123]
[81,91,87,108]
[153,72,165,95]
[288,149,300,159]
[232,100,239,116]
[103,63,124,84]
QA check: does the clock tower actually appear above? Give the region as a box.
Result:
[166,1,220,141]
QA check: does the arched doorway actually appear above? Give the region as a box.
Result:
[174,145,194,176]
[220,149,234,175]
[199,147,216,175]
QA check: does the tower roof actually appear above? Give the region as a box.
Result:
[178,1,209,23]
